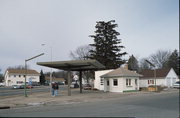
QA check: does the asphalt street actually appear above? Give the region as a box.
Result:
[0,91,179,117]
[0,85,66,97]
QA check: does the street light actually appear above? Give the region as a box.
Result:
[145,60,157,92]
[24,53,44,97]
[41,44,53,94]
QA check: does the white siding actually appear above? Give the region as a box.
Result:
[123,77,139,91]
[4,71,40,86]
[94,70,113,90]
[108,77,123,92]
[165,68,178,87]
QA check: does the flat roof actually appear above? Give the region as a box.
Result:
[37,59,105,71]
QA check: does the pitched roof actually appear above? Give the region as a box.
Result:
[139,68,171,78]
[101,67,142,78]
[7,69,40,75]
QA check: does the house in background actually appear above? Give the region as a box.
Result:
[139,68,178,88]
[4,69,40,86]
[95,65,142,92]
[45,76,65,84]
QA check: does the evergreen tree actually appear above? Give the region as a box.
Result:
[127,55,139,71]
[166,49,179,75]
[40,70,45,85]
[89,20,127,69]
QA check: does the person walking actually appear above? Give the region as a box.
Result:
[54,82,59,96]
[51,82,55,97]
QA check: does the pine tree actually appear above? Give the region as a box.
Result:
[166,49,179,75]
[127,55,139,71]
[89,20,127,69]
[40,70,45,85]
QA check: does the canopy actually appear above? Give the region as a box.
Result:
[37,59,105,71]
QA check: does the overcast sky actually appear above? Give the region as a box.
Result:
[0,0,179,73]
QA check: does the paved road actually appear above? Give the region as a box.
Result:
[0,85,66,97]
[0,91,179,117]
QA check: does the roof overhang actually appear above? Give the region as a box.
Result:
[37,59,105,71]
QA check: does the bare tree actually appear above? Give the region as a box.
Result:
[7,65,30,70]
[149,50,171,69]
[69,45,93,60]
[69,45,94,83]
[139,58,152,70]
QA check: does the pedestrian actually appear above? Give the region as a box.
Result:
[51,82,55,97]
[54,82,59,96]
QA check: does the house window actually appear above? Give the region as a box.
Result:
[126,79,131,86]
[17,81,23,84]
[113,79,118,86]
[148,80,154,84]
[107,80,109,86]
[100,78,104,85]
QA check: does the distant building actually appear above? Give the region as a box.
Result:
[4,69,40,86]
[45,76,65,83]
[139,68,178,88]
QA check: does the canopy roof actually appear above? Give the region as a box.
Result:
[37,59,105,71]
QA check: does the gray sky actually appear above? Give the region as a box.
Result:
[0,0,179,73]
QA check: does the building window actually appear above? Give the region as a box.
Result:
[148,80,154,84]
[100,78,104,85]
[126,79,131,86]
[19,75,21,78]
[17,81,23,84]
[113,79,118,86]
[14,75,16,77]
[107,80,109,86]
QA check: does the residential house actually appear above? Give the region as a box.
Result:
[95,65,142,92]
[4,69,40,86]
[139,68,178,88]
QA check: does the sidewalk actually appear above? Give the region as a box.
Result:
[0,88,178,109]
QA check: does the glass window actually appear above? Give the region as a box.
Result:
[107,80,109,86]
[14,75,16,77]
[100,78,104,85]
[126,79,128,86]
[113,79,118,86]
[126,79,131,86]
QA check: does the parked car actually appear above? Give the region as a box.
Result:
[58,82,65,85]
[70,82,79,88]
[0,83,5,87]
[26,85,33,89]
[173,81,180,89]
[19,84,33,89]
[12,85,23,89]
[83,84,92,90]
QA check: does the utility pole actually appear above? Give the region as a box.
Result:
[24,53,44,97]
[145,60,157,92]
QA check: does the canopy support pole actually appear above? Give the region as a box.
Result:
[79,71,82,93]
[67,70,71,96]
